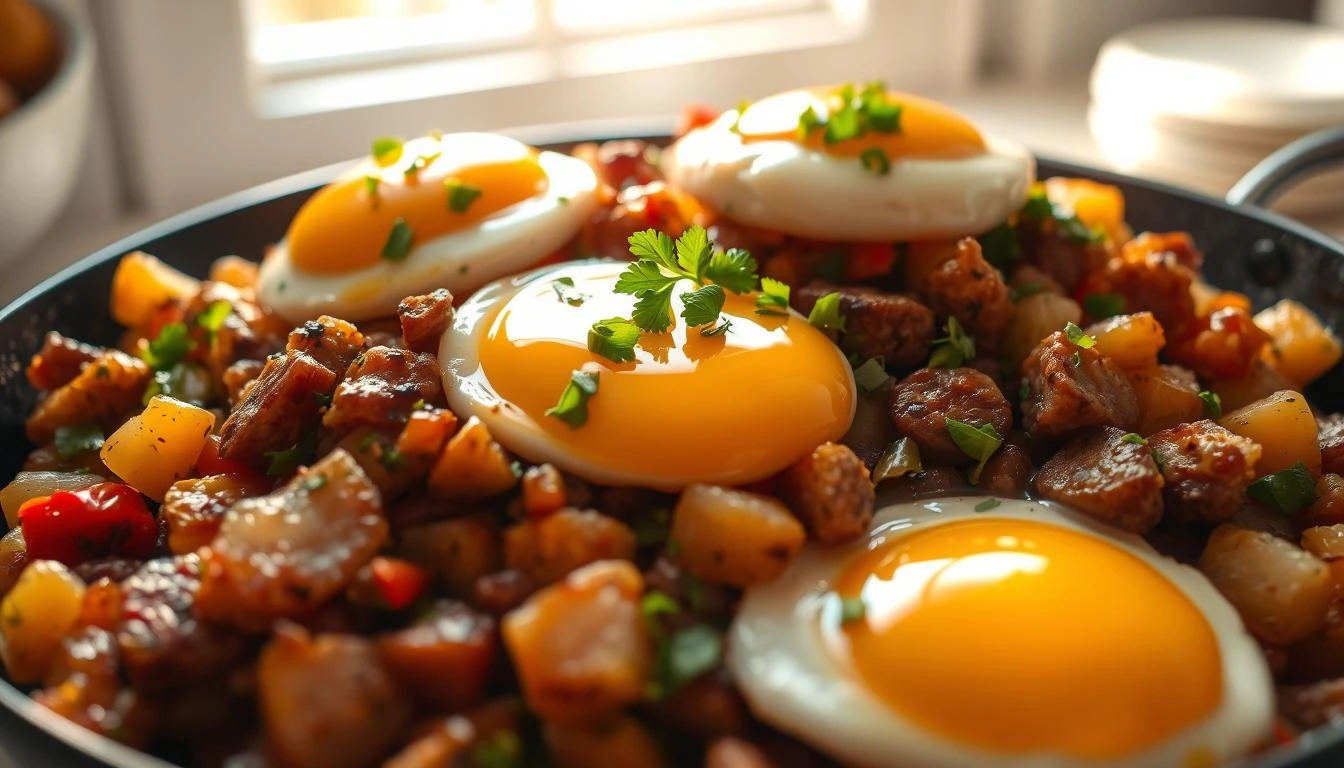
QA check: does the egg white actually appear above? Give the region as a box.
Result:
[256,137,599,323]
[729,496,1274,768]
[663,110,1035,242]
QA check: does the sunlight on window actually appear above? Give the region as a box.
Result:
[551,0,821,33]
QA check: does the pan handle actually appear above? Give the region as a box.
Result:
[1225,124,1344,208]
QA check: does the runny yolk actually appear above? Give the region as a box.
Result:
[285,136,549,275]
[735,87,986,160]
[472,262,856,488]
[827,518,1223,759]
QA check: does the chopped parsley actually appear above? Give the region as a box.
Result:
[198,300,232,339]
[859,147,891,175]
[54,423,105,458]
[141,323,192,371]
[1009,283,1045,302]
[614,225,759,333]
[445,178,483,213]
[755,276,791,316]
[1084,292,1126,319]
[370,136,404,167]
[545,369,599,429]
[302,473,328,491]
[641,590,723,699]
[1248,462,1317,515]
[1121,433,1148,445]
[794,82,904,171]
[587,318,640,363]
[852,356,890,393]
[381,218,415,262]
[974,498,1002,512]
[928,316,975,368]
[681,284,727,327]
[872,437,923,484]
[978,222,1020,271]
[1064,321,1097,349]
[1019,188,1104,245]
[839,595,867,624]
[264,430,319,477]
[1199,390,1223,419]
[472,729,522,768]
[945,417,1003,485]
[363,174,380,197]
[807,291,846,333]
[550,276,587,306]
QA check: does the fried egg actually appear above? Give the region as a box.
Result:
[663,85,1035,241]
[257,132,599,322]
[438,261,855,490]
[730,496,1274,768]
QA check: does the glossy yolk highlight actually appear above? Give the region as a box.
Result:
[827,518,1222,759]
[286,137,549,275]
[474,263,855,487]
[736,87,986,160]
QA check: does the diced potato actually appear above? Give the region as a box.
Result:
[100,395,215,502]
[1301,522,1344,595]
[1191,280,1252,317]
[1219,390,1321,477]
[397,515,501,597]
[0,560,86,683]
[545,716,668,768]
[1044,177,1130,244]
[1005,292,1082,368]
[110,251,200,330]
[502,560,651,725]
[161,473,269,555]
[395,407,459,464]
[521,464,566,520]
[1087,312,1165,370]
[1255,299,1344,386]
[208,255,259,288]
[1125,365,1206,436]
[670,484,806,588]
[427,417,518,502]
[377,600,495,713]
[1303,474,1344,529]
[1200,525,1333,645]
[0,528,27,598]
[1211,359,1298,414]
[504,508,636,587]
[0,471,103,528]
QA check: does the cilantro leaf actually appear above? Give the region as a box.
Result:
[588,317,640,363]
[797,104,825,140]
[370,136,404,167]
[628,229,676,268]
[661,624,722,695]
[551,276,587,306]
[1084,292,1126,319]
[445,178,482,213]
[807,291,846,333]
[1248,462,1317,515]
[198,300,232,338]
[614,260,673,295]
[872,437,922,484]
[839,595,867,624]
[545,369,599,429]
[632,284,677,333]
[1199,390,1223,419]
[945,417,1003,485]
[1064,321,1097,349]
[824,102,862,144]
[705,248,759,293]
[680,284,726,327]
[852,356,890,393]
[54,423,105,459]
[675,224,712,281]
[381,218,415,262]
[756,277,791,315]
[866,100,903,133]
[1121,433,1148,445]
[978,222,1021,271]
[860,147,891,175]
[928,317,976,368]
[141,323,193,371]
[641,590,680,620]
[975,498,1002,512]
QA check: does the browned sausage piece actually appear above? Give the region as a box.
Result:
[217,351,336,466]
[1021,331,1139,439]
[911,238,1014,354]
[1016,220,1110,293]
[258,623,412,768]
[285,315,366,375]
[980,442,1033,498]
[1104,237,1198,333]
[221,358,263,407]
[376,600,495,714]
[25,350,151,445]
[1321,414,1344,477]
[322,346,442,433]
[1148,420,1261,523]
[793,284,935,370]
[397,289,455,354]
[1034,426,1165,533]
[889,367,1012,465]
[26,332,102,391]
[776,442,874,545]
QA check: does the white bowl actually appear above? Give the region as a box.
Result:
[0,0,95,259]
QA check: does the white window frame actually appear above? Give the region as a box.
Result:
[98,0,986,217]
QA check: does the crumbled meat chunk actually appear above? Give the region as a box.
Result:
[26,332,101,391]
[1101,236,1198,333]
[776,442,874,545]
[793,284,935,369]
[376,600,496,713]
[1033,426,1165,533]
[911,238,1014,353]
[217,351,336,467]
[979,442,1033,498]
[34,626,152,748]
[1021,331,1139,439]
[285,315,366,374]
[888,367,1012,465]
[161,473,269,555]
[1321,414,1344,477]
[186,282,288,370]
[323,346,442,433]
[504,508,638,587]
[1016,221,1111,293]
[397,289,455,355]
[1148,420,1261,523]
[221,358,263,407]
[26,350,151,444]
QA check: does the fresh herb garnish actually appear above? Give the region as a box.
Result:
[264,430,319,477]
[680,284,726,327]
[978,222,1020,271]
[1199,390,1223,419]
[641,591,722,699]
[852,356,890,393]
[807,291,845,333]
[975,498,1002,512]
[872,437,922,484]
[946,417,1003,485]
[859,147,891,175]
[545,369,599,429]
[928,316,975,368]
[445,178,482,213]
[198,300,232,339]
[755,276,791,316]
[54,423,105,458]
[1009,283,1045,302]
[363,174,380,197]
[1121,433,1148,445]
[370,136,404,167]
[1084,292,1126,319]
[472,729,522,768]
[302,473,328,491]
[701,318,733,337]
[587,318,641,363]
[381,218,415,262]
[614,225,758,333]
[839,595,867,624]
[1064,321,1097,349]
[551,276,587,306]
[1020,188,1104,245]
[141,323,193,371]
[1247,462,1317,515]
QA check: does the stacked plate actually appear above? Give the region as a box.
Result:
[1089,17,1344,217]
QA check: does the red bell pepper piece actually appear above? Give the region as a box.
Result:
[18,482,158,566]
[370,557,429,611]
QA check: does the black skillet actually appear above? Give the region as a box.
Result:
[0,127,1342,768]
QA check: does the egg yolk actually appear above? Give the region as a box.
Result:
[472,262,855,488]
[827,517,1223,759]
[735,86,986,160]
[286,135,549,276]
